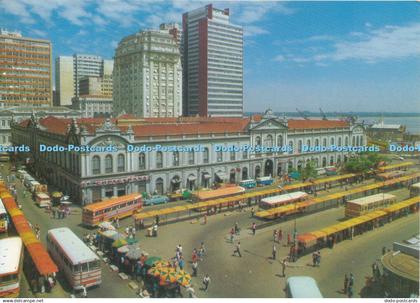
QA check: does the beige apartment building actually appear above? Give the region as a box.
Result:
[113,28,182,118]
[0,29,52,108]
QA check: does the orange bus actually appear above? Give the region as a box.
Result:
[82,193,142,227]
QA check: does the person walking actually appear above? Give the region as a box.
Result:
[312,252,317,267]
[273,230,278,243]
[343,274,349,294]
[234,222,240,235]
[251,223,256,236]
[316,251,321,266]
[81,285,87,298]
[202,274,211,292]
[251,207,255,217]
[272,245,277,260]
[277,229,283,243]
[287,233,291,246]
[233,242,242,257]
[192,261,198,277]
[230,228,235,243]
[281,259,287,277]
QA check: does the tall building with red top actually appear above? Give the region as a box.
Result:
[182,4,243,117]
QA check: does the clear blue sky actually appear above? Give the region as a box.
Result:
[1,1,419,113]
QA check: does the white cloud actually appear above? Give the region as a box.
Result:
[30,28,48,38]
[274,22,420,65]
[243,25,269,37]
[1,0,35,24]
[273,54,285,62]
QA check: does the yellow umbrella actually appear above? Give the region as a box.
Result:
[52,192,63,198]
[160,268,177,283]
[147,266,161,277]
[176,270,192,286]
[155,260,171,268]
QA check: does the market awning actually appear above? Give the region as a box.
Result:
[297,233,317,244]
[310,230,327,239]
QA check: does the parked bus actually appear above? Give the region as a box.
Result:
[257,176,274,186]
[410,183,420,198]
[345,193,397,217]
[239,179,257,189]
[35,192,51,208]
[285,276,323,298]
[0,237,23,298]
[82,193,142,227]
[260,191,309,210]
[47,227,101,290]
[0,198,8,233]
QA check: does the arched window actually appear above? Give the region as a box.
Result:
[277,135,283,146]
[188,151,195,165]
[117,154,125,172]
[105,154,113,173]
[217,151,223,162]
[330,156,334,166]
[139,153,146,170]
[306,139,311,150]
[352,136,356,146]
[298,140,303,153]
[323,138,327,147]
[345,136,349,145]
[360,136,363,145]
[156,151,163,168]
[330,137,335,145]
[289,141,293,154]
[173,151,179,166]
[315,138,319,146]
[338,137,342,146]
[92,156,100,175]
[230,151,236,161]
[155,178,164,195]
[203,148,209,164]
[255,136,261,146]
[265,135,273,147]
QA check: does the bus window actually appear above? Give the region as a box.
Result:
[88,260,100,270]
[73,264,81,273]
[81,263,89,272]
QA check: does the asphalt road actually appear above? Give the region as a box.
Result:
[1,162,418,298]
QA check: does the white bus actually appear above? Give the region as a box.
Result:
[0,237,23,298]
[260,191,309,209]
[47,227,101,290]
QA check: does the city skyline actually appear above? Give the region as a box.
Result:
[1,1,419,113]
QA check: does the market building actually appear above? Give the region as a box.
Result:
[10,109,365,204]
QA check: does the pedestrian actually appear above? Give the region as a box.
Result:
[199,242,206,256]
[273,230,278,242]
[272,245,277,260]
[287,233,291,246]
[192,261,198,277]
[278,229,283,242]
[252,222,256,235]
[281,259,287,277]
[230,228,235,243]
[344,274,349,294]
[251,207,255,217]
[204,214,207,224]
[316,251,321,266]
[233,241,242,257]
[179,257,185,270]
[234,222,239,235]
[347,285,353,298]
[186,284,196,298]
[202,274,211,291]
[81,285,87,298]
[312,252,317,267]
[125,226,130,236]
[192,249,198,263]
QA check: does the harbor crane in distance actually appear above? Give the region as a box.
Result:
[296,108,309,120]
[319,107,328,120]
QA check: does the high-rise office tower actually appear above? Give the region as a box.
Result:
[183,4,243,117]
[0,29,52,107]
[54,56,74,106]
[55,54,113,106]
[113,29,182,118]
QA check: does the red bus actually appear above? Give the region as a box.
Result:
[82,193,142,227]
